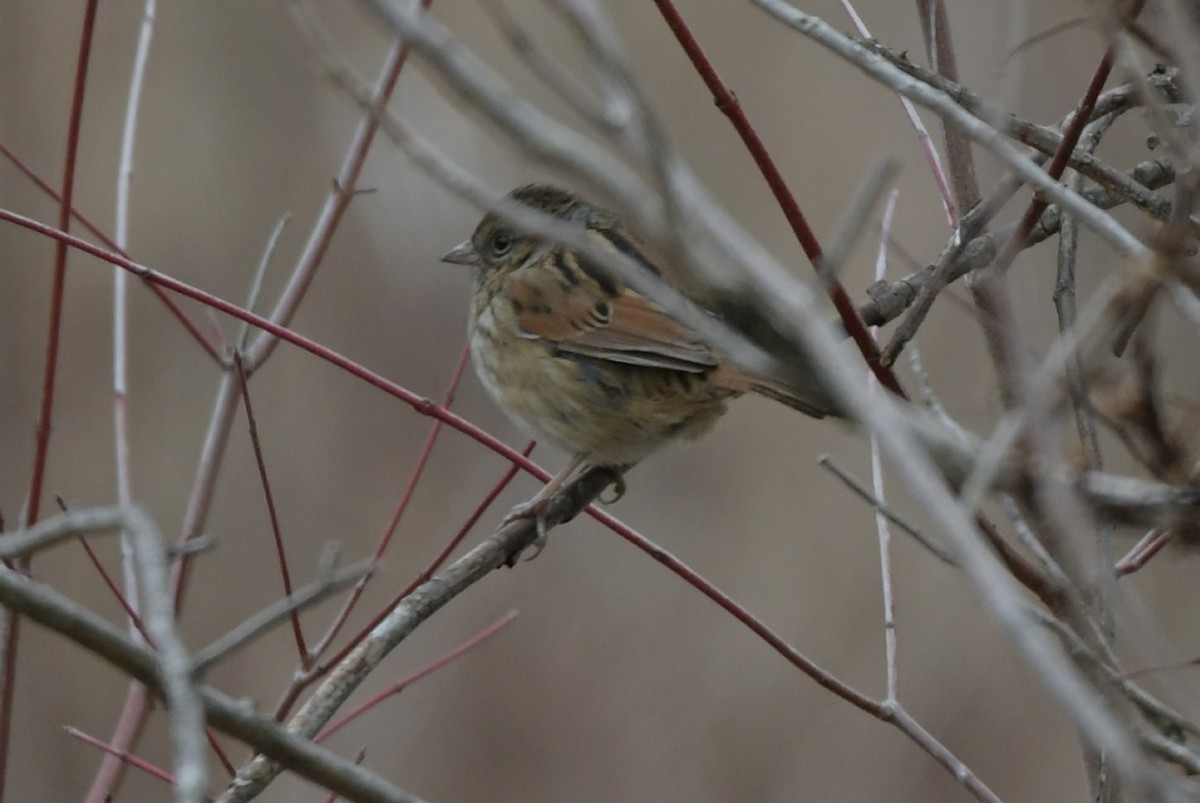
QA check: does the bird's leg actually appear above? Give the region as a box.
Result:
[502,452,589,560]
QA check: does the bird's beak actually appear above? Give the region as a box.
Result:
[441,240,479,266]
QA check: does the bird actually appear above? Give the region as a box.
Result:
[442,183,839,541]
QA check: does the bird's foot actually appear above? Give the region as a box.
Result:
[598,469,627,504]
[501,499,551,563]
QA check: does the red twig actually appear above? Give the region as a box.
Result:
[0,140,220,363]
[316,611,518,743]
[206,730,236,778]
[87,33,430,795]
[588,503,879,714]
[3,7,101,801]
[0,207,553,486]
[1115,528,1172,576]
[233,352,308,662]
[305,346,474,665]
[651,0,905,400]
[24,0,101,530]
[993,50,1114,273]
[312,441,534,681]
[66,727,176,787]
[401,441,536,592]
[74,536,151,644]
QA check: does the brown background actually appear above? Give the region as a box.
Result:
[3,1,1199,801]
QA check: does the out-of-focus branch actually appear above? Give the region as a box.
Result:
[752,0,1150,262]
[0,506,127,560]
[123,507,207,803]
[859,157,1177,329]
[0,564,429,803]
[192,560,375,674]
[216,466,616,801]
[915,0,979,219]
[343,4,1190,796]
[866,46,1180,223]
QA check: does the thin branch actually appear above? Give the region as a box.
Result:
[4,7,101,798]
[24,0,100,529]
[315,611,518,743]
[0,566,429,803]
[68,727,176,788]
[0,207,556,499]
[0,506,128,561]
[482,2,614,127]
[915,0,980,218]
[112,0,157,648]
[237,213,291,351]
[651,0,906,398]
[123,507,207,803]
[232,352,307,662]
[860,158,1177,330]
[818,456,953,565]
[1115,528,1172,576]
[837,0,954,223]
[216,466,617,801]
[192,560,375,674]
[752,0,1150,262]
[871,184,900,702]
[90,26,421,799]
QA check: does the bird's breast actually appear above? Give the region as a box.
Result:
[468,289,734,466]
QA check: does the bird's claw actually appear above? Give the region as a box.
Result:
[598,471,626,504]
[502,500,550,563]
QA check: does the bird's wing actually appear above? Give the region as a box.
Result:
[505,234,719,373]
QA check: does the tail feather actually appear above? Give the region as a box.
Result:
[749,379,839,419]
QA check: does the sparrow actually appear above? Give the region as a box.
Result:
[442,183,838,538]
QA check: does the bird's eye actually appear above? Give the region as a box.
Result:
[489,230,514,258]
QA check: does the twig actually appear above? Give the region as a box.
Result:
[819,159,901,282]
[90,23,420,800]
[870,183,899,702]
[818,456,953,564]
[4,6,101,798]
[232,352,307,662]
[860,158,1177,330]
[112,0,157,649]
[1115,528,1172,576]
[123,507,207,803]
[0,207,556,511]
[483,2,614,128]
[315,611,518,742]
[837,0,954,223]
[0,565,428,803]
[652,0,905,398]
[215,466,617,801]
[0,506,128,560]
[915,0,979,218]
[68,726,176,787]
[236,213,290,352]
[192,560,375,674]
[752,0,1150,262]
[24,0,100,529]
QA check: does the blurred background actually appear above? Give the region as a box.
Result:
[3,1,1199,800]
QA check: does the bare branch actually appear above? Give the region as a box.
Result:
[0,563,429,803]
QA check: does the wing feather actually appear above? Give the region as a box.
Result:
[504,242,718,373]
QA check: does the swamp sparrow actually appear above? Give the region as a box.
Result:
[443,184,839,529]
